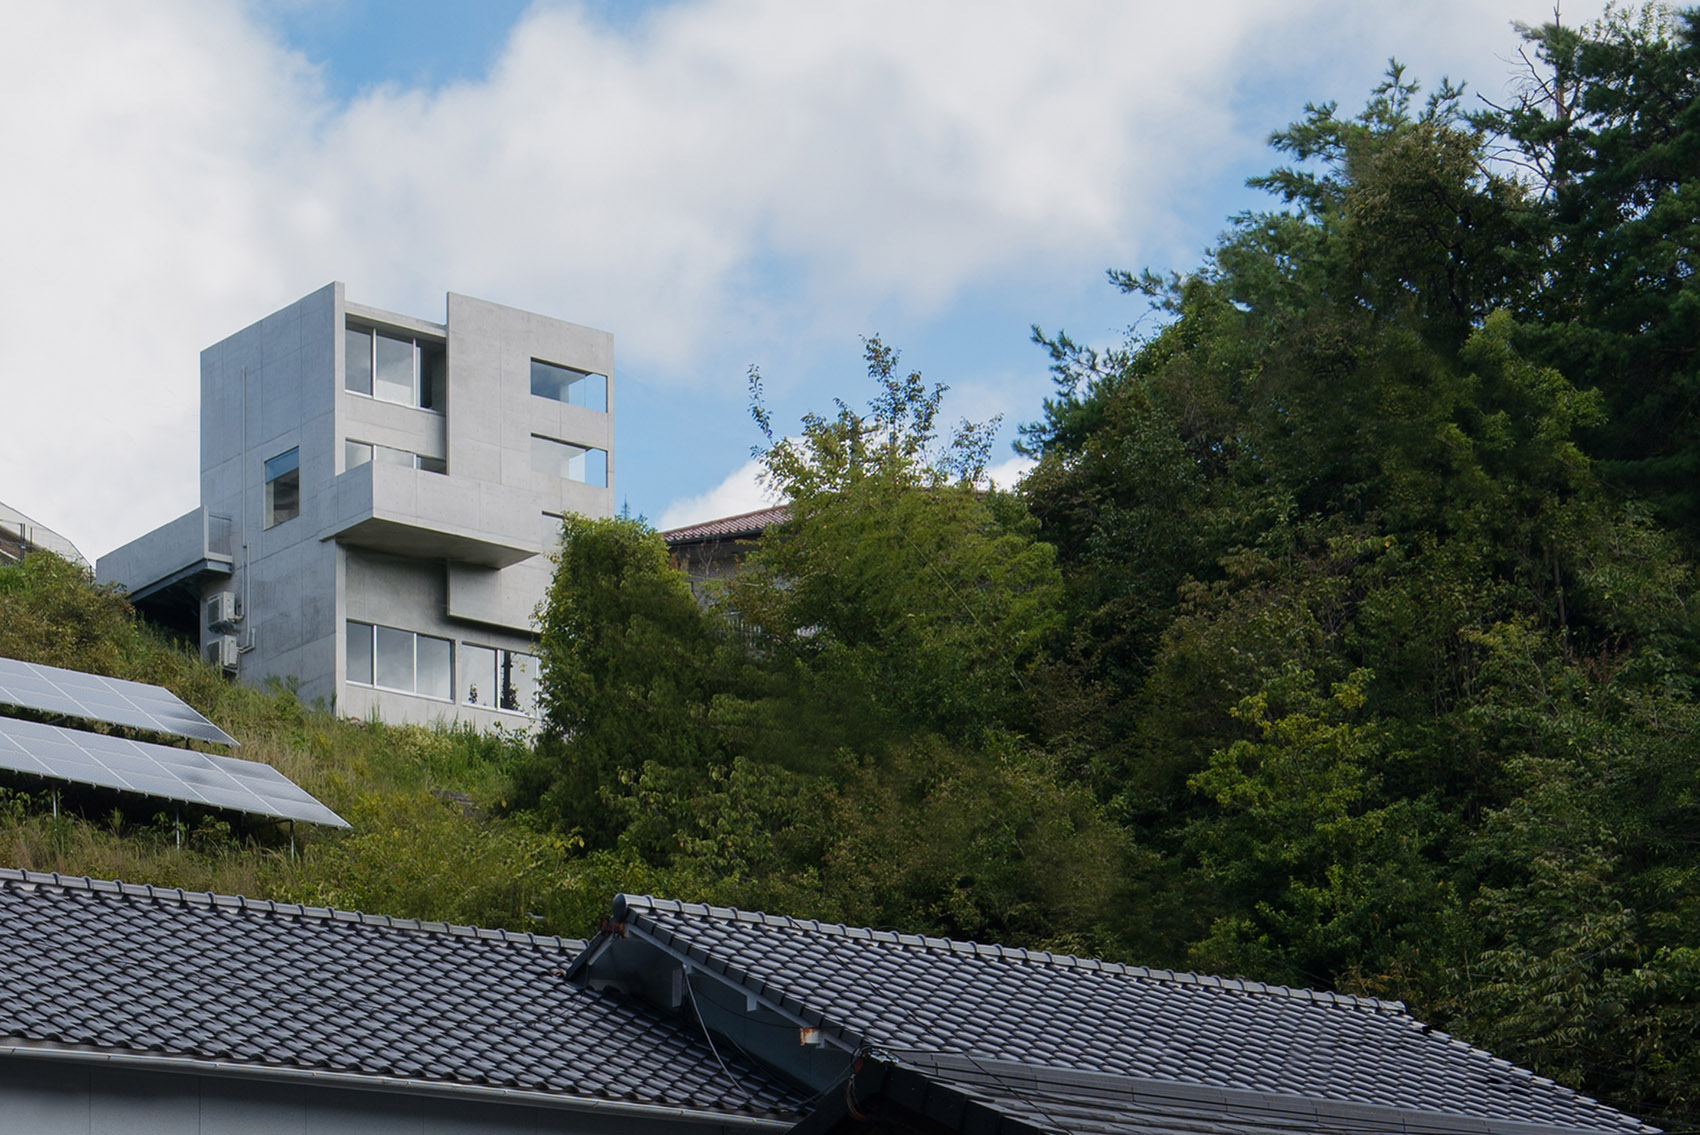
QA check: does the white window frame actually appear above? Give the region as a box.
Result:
[458,641,538,716]
[344,621,454,702]
[344,323,446,413]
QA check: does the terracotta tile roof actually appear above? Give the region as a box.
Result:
[660,506,790,545]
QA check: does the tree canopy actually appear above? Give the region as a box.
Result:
[515,11,1700,1125]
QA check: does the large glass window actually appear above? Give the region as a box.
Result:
[417,635,452,701]
[347,620,374,684]
[458,642,537,715]
[374,332,414,404]
[346,621,455,701]
[531,435,608,487]
[530,359,607,412]
[344,327,372,396]
[263,448,300,528]
[501,650,538,713]
[345,324,445,411]
[374,626,413,690]
[459,644,497,707]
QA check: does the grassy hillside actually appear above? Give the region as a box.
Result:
[0,552,626,936]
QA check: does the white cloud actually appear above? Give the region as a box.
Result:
[654,458,778,532]
[984,454,1037,491]
[0,0,1596,559]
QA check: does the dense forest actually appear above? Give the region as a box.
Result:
[1,7,1697,1126]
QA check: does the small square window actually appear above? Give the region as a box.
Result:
[345,440,373,470]
[264,448,300,528]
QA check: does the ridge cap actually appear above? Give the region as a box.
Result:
[0,868,582,952]
[623,892,1407,1013]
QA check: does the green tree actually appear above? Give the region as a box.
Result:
[1486,7,1700,533]
[736,338,1063,740]
[513,514,728,848]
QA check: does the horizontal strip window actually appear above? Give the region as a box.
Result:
[346,440,447,474]
[345,323,445,412]
[530,358,607,412]
[530,435,608,487]
[346,621,453,702]
[459,643,537,715]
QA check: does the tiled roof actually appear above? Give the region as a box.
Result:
[660,506,790,545]
[609,895,1652,1135]
[0,871,803,1121]
[869,1053,1586,1135]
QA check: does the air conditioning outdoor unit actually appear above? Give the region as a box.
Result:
[205,635,239,673]
[205,591,240,630]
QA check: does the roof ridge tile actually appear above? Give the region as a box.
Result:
[0,868,582,952]
[618,892,1409,1014]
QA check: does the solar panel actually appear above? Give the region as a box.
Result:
[0,657,238,747]
[0,716,348,828]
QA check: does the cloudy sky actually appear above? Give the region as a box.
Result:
[0,0,1578,560]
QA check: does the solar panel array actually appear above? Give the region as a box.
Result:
[0,657,239,747]
[0,715,348,828]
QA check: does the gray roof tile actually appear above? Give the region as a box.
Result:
[610,894,1652,1135]
[0,870,803,1120]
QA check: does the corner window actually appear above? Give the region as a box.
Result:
[263,448,300,528]
[346,621,453,701]
[530,359,607,412]
[345,324,446,411]
[459,642,537,714]
[530,435,608,487]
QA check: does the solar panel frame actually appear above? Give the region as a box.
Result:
[0,657,239,747]
[0,716,347,828]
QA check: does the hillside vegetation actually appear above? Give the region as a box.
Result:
[3,10,1699,1126]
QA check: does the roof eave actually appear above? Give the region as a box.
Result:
[0,1041,800,1131]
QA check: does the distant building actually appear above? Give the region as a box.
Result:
[99,283,614,728]
[660,504,788,599]
[0,501,89,570]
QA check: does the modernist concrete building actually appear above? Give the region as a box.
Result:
[98,283,614,728]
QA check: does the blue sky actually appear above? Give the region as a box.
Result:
[0,0,1580,557]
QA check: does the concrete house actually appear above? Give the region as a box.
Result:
[98,283,614,728]
[0,871,1656,1135]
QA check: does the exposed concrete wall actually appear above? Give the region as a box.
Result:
[198,282,343,710]
[109,282,613,729]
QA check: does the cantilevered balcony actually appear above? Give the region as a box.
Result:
[320,461,539,568]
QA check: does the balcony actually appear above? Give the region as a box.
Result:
[320,461,539,568]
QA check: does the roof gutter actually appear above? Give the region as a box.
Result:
[0,1042,799,1131]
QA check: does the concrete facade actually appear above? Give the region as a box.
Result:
[99,283,615,728]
